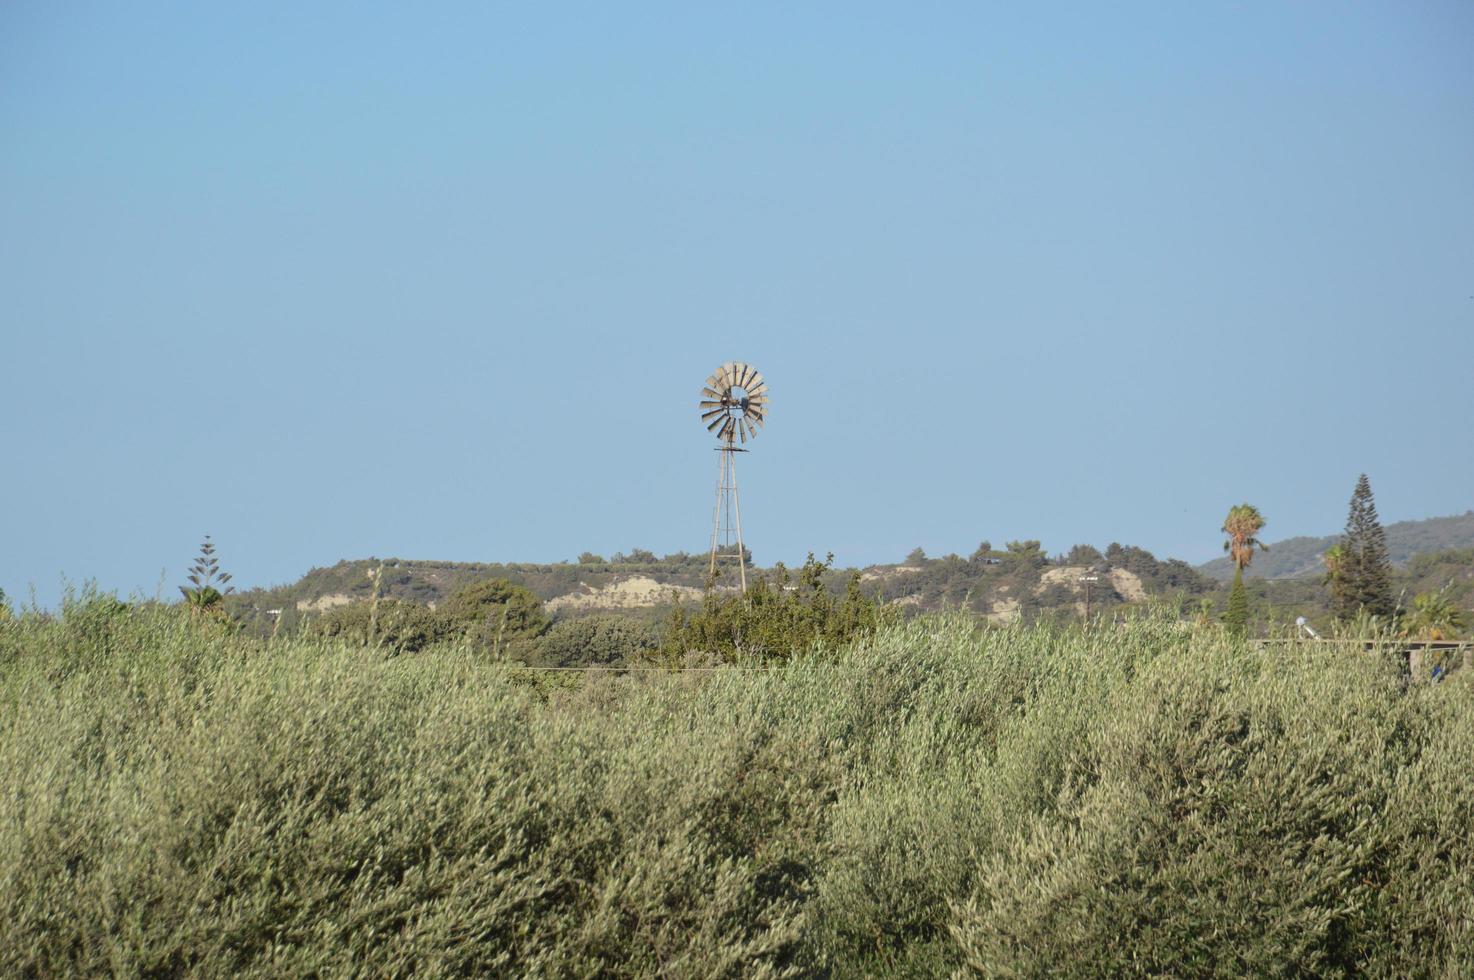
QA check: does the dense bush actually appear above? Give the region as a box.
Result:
[536,614,656,667]
[439,578,549,658]
[307,598,446,653]
[1,606,1472,975]
[300,580,559,659]
[660,553,894,663]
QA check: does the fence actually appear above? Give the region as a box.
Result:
[1254,637,1473,682]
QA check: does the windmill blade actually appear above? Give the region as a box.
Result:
[701,362,767,439]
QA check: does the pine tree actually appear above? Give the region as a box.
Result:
[180,535,233,615]
[1330,474,1395,620]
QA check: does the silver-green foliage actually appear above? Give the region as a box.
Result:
[0,606,1470,976]
[537,614,656,667]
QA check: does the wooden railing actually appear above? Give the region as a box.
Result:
[1252,637,1473,681]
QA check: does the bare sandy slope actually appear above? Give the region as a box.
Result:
[1034,566,1146,602]
[297,594,355,613]
[545,576,705,613]
[987,597,1020,623]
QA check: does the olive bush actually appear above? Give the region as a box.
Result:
[2,606,1471,976]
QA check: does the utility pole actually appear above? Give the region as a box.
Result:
[1080,568,1100,624]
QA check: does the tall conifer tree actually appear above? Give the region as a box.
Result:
[1225,567,1249,636]
[1330,474,1395,620]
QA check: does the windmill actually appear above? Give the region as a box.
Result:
[700,361,768,590]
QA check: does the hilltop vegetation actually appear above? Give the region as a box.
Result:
[229,541,1216,630]
[3,603,1472,975]
[230,554,888,668]
[227,522,1474,642]
[230,551,723,633]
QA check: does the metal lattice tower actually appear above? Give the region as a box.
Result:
[699,362,768,591]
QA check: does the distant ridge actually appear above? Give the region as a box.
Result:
[1197,512,1474,582]
[228,514,1474,629]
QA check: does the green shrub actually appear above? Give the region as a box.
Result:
[536,615,656,667]
[659,553,894,663]
[947,638,1464,976]
[439,579,548,658]
[2,606,1472,975]
[308,598,445,653]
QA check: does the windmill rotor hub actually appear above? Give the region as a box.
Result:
[699,361,768,445]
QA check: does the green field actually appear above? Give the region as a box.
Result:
[3,602,1471,976]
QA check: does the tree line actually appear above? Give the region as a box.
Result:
[1223,474,1464,639]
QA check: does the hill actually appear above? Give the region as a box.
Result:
[229,553,723,633]
[1198,512,1474,582]
[230,540,1220,631]
[229,525,1474,636]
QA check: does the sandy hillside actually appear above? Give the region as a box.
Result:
[1109,568,1147,601]
[297,594,355,613]
[860,565,922,583]
[546,576,705,613]
[988,597,1021,623]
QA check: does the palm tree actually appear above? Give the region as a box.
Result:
[1219,504,1267,637]
[1401,591,1465,641]
[1321,543,1346,585]
[1221,504,1269,572]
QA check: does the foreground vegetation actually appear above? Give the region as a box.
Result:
[2,603,1472,976]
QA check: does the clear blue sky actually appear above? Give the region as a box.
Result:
[3,2,1472,607]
